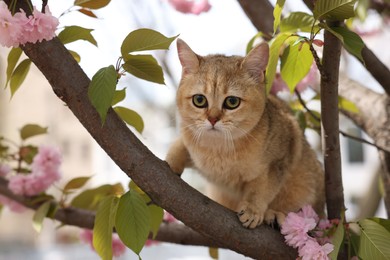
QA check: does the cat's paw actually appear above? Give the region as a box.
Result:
[264,209,286,226]
[237,202,266,229]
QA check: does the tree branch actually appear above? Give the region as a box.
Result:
[237,0,274,39]
[338,74,390,217]
[320,23,345,220]
[16,37,296,259]
[0,177,222,247]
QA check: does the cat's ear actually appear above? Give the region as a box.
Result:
[242,42,269,81]
[177,39,199,74]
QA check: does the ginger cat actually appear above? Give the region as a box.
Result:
[166,39,325,229]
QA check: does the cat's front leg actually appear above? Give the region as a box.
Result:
[237,173,282,229]
[165,137,191,175]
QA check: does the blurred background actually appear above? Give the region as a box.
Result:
[0,0,389,259]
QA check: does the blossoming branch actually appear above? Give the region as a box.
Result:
[0,1,58,48]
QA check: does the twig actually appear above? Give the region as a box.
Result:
[295,89,390,153]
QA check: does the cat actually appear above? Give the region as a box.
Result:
[165,39,325,229]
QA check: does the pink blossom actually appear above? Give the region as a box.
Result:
[8,174,27,195]
[0,2,58,47]
[0,164,11,177]
[163,211,177,223]
[32,146,62,179]
[18,6,58,45]
[112,234,127,257]
[298,239,334,260]
[296,63,318,92]
[315,219,333,244]
[145,239,160,247]
[281,211,317,248]
[0,1,23,47]
[168,0,211,15]
[8,146,61,196]
[80,229,127,258]
[298,205,319,223]
[0,194,27,213]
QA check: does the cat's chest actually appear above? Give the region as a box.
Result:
[188,147,266,186]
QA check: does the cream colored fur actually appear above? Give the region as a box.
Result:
[166,39,325,229]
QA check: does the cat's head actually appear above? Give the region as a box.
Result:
[176,39,269,149]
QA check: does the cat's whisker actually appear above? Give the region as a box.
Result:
[232,125,262,146]
[224,128,237,157]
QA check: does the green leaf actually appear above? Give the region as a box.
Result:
[330,26,365,63]
[209,247,219,259]
[58,26,97,46]
[68,50,81,63]
[111,88,127,106]
[358,219,390,260]
[5,47,23,88]
[265,33,291,93]
[370,218,390,234]
[149,205,163,239]
[329,221,345,260]
[123,54,165,84]
[313,0,357,21]
[10,59,31,98]
[115,190,151,255]
[129,180,151,203]
[280,41,314,92]
[71,183,124,211]
[121,28,178,56]
[273,0,286,34]
[74,0,111,9]
[20,124,48,140]
[19,145,38,164]
[93,195,119,260]
[78,8,98,18]
[63,176,92,192]
[32,201,51,233]
[338,96,359,113]
[88,65,118,124]
[280,12,318,33]
[246,32,264,54]
[114,106,144,134]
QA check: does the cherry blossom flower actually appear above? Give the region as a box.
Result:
[298,239,334,260]
[112,234,127,257]
[163,211,177,223]
[281,211,317,248]
[0,1,23,47]
[18,6,59,45]
[80,229,126,258]
[0,164,11,177]
[0,2,58,47]
[168,0,211,15]
[145,239,160,247]
[298,204,319,223]
[0,194,26,213]
[281,206,335,259]
[8,146,61,196]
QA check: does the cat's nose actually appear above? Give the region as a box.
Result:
[208,117,219,126]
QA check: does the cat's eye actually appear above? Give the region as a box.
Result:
[223,96,241,110]
[192,94,208,108]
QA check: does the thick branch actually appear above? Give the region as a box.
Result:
[361,46,390,96]
[0,177,221,247]
[321,24,345,219]
[338,74,390,217]
[237,0,274,39]
[18,38,296,259]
